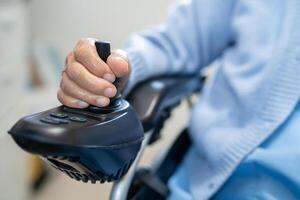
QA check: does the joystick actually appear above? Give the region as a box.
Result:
[88,41,124,113]
[8,41,144,183]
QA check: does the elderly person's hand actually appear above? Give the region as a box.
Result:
[58,38,130,108]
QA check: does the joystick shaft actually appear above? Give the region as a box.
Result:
[90,41,123,112]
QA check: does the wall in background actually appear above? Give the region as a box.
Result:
[30,0,172,62]
[0,0,29,200]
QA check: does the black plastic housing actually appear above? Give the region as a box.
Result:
[8,41,144,183]
[9,100,144,183]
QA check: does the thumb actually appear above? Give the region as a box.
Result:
[107,49,131,94]
[107,49,131,78]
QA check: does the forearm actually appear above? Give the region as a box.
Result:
[124,0,237,93]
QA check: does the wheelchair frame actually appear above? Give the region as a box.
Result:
[109,75,203,200]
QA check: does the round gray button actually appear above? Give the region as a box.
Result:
[70,116,87,123]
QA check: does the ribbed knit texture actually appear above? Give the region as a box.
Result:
[124,0,300,199]
[204,1,300,198]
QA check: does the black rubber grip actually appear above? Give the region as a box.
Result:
[94,40,122,102]
[95,41,111,62]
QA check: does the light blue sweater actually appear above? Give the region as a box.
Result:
[125,0,300,199]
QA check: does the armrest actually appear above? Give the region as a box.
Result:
[126,75,203,132]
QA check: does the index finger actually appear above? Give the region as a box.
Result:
[73,38,116,82]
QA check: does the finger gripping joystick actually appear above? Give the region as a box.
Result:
[95,40,111,62]
[8,41,144,184]
[89,41,123,112]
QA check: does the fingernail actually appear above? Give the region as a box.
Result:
[96,96,109,107]
[77,100,89,108]
[104,87,116,97]
[103,73,115,83]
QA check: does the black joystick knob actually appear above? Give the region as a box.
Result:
[88,41,124,113]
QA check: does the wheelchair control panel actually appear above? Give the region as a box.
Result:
[8,41,144,183]
[8,40,203,189]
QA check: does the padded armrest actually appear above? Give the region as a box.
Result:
[126,76,202,131]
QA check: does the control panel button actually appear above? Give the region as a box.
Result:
[40,117,69,125]
[69,116,87,123]
[40,117,61,125]
[58,119,69,124]
[50,112,68,119]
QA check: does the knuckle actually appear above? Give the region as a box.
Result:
[57,90,64,103]
[57,89,78,108]
[65,52,74,64]
[75,38,95,60]
[77,38,88,46]
[60,78,67,92]
[74,44,87,58]
[66,63,81,80]
[74,41,89,57]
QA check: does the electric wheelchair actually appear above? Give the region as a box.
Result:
[110,74,204,200]
[9,41,205,200]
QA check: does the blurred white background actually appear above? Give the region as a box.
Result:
[0,0,185,200]
[30,0,172,60]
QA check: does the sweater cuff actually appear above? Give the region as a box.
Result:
[123,50,148,97]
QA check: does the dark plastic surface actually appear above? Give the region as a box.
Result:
[128,129,191,199]
[127,75,201,131]
[95,41,111,62]
[8,41,144,183]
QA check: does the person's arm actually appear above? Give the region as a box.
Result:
[57,0,236,108]
[124,0,237,91]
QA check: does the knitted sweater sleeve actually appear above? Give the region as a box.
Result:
[124,0,236,93]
